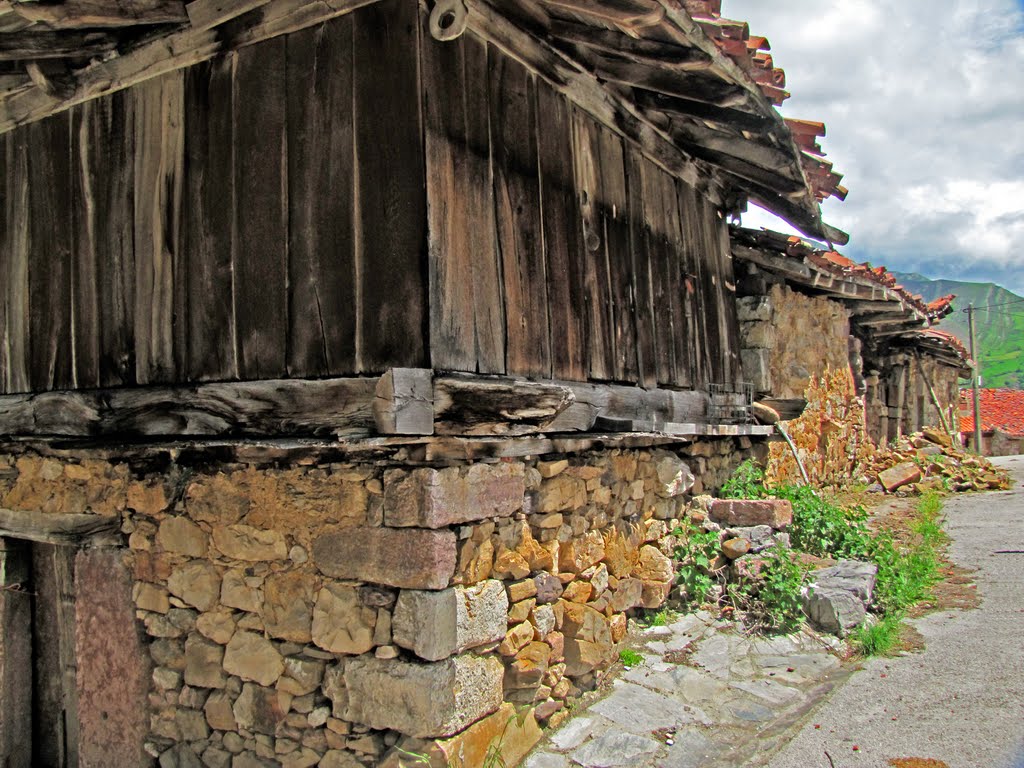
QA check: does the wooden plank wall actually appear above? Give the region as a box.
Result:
[423,31,741,391]
[0,0,427,395]
[0,7,741,397]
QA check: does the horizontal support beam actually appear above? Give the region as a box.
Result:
[0,507,121,547]
[0,377,380,438]
[634,88,774,133]
[0,370,743,441]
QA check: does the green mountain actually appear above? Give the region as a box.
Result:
[892,272,1024,389]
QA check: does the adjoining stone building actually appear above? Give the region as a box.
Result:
[730,227,972,485]
[0,0,854,765]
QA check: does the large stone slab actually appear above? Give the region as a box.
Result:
[392,580,508,661]
[342,654,503,738]
[878,462,922,492]
[381,703,542,768]
[313,527,456,590]
[803,559,878,635]
[383,464,525,529]
[708,499,792,530]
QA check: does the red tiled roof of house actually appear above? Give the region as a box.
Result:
[960,388,1024,437]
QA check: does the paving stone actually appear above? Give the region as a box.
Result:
[522,752,570,768]
[547,715,598,751]
[730,679,800,706]
[570,731,661,767]
[658,728,717,768]
[589,681,693,735]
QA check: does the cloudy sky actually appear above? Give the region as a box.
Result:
[725,0,1024,296]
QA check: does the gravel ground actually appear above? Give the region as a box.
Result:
[756,454,1024,768]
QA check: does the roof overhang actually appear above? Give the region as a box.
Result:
[0,0,847,243]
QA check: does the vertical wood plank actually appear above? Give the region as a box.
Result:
[676,180,701,388]
[662,170,691,388]
[490,51,550,379]
[54,546,80,767]
[624,146,657,388]
[287,19,357,378]
[423,29,504,375]
[353,0,428,372]
[537,81,586,381]
[133,72,184,385]
[70,104,101,390]
[572,110,614,381]
[3,129,29,393]
[463,37,505,375]
[0,539,32,767]
[422,24,477,373]
[234,39,288,380]
[27,116,74,391]
[679,180,711,388]
[639,156,674,385]
[183,56,237,381]
[717,215,742,386]
[0,134,8,393]
[31,543,67,767]
[596,124,638,384]
[72,92,136,389]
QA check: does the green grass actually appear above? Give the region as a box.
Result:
[619,649,644,667]
[851,612,904,656]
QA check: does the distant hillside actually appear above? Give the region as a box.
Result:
[892,272,1024,389]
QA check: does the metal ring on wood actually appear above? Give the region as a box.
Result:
[429,0,468,41]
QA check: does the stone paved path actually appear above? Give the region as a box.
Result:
[523,612,850,768]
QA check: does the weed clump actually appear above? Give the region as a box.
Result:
[709,460,948,651]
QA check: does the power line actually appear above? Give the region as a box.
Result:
[960,297,1024,311]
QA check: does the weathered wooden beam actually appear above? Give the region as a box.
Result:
[0,508,121,547]
[536,0,664,26]
[547,380,707,431]
[0,30,119,61]
[549,18,712,70]
[185,0,270,31]
[670,129,805,195]
[0,0,375,133]
[583,51,748,107]
[374,368,434,436]
[11,0,187,28]
[633,88,773,132]
[433,375,575,436]
[0,377,380,438]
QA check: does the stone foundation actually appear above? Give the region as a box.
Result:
[0,437,758,767]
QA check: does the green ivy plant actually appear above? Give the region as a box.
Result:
[673,518,723,607]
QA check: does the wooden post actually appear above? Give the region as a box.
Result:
[967,304,983,454]
[0,538,32,768]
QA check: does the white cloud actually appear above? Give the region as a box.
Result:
[725,0,1024,295]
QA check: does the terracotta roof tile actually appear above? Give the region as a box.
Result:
[960,389,1024,437]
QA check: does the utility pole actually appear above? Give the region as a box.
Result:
[967,304,983,454]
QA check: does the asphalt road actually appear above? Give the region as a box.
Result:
[756,454,1024,768]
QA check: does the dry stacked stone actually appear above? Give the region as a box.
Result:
[0,437,757,767]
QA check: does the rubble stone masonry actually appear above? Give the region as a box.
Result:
[0,437,757,767]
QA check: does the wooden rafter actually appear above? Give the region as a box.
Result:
[10,0,188,28]
[0,30,118,61]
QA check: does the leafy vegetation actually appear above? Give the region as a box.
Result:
[715,461,948,650]
[618,649,644,667]
[727,547,808,634]
[673,519,723,607]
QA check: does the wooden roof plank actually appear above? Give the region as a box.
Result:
[10,0,188,28]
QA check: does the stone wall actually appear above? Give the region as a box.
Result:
[863,352,964,445]
[738,283,851,399]
[0,437,758,768]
